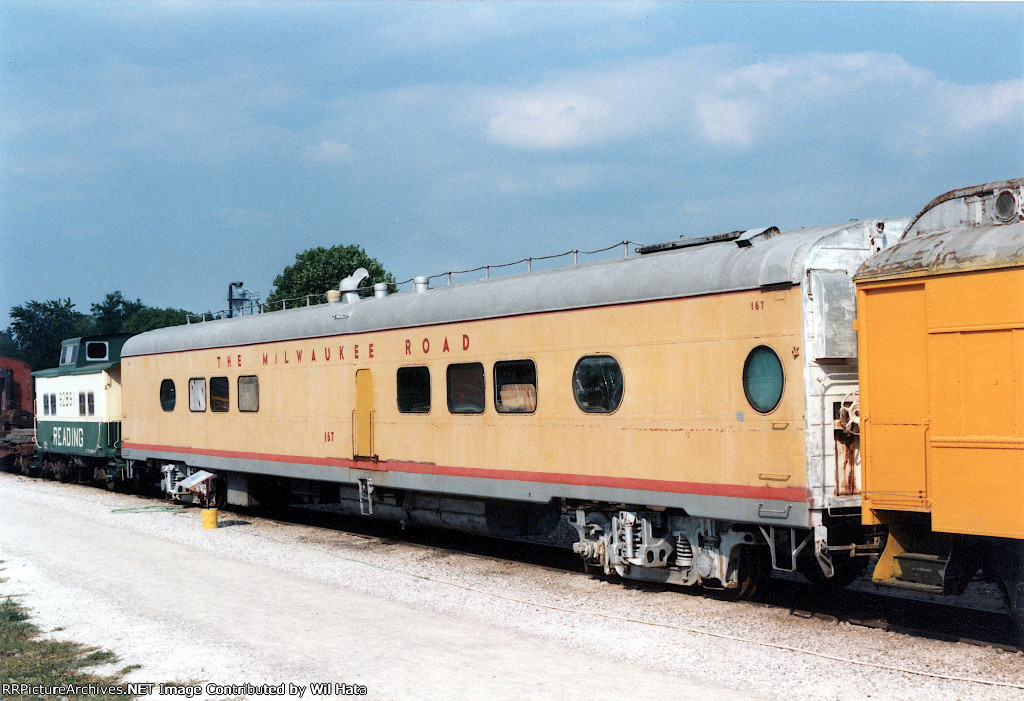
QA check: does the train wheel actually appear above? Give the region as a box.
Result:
[731,545,768,601]
[213,478,227,510]
[579,512,611,576]
[54,460,69,483]
[41,460,55,480]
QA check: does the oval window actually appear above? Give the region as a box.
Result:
[160,379,176,412]
[743,346,784,414]
[573,355,624,413]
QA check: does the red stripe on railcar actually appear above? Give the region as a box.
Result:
[122,442,808,502]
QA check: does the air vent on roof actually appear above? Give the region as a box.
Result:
[735,227,780,247]
[638,231,743,255]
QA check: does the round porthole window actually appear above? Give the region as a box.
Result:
[995,190,1018,222]
[573,355,624,414]
[743,346,784,414]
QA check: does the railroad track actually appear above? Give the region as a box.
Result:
[778,586,1021,653]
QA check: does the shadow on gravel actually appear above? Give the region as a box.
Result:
[214,519,251,528]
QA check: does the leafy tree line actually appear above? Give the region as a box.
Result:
[3,244,394,371]
[1,293,195,371]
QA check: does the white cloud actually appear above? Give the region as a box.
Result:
[308,140,354,162]
[487,91,614,149]
[482,50,706,150]
[481,49,1024,155]
[947,79,1024,130]
[694,96,756,147]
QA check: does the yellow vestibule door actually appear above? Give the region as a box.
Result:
[355,369,375,459]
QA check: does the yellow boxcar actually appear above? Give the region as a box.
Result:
[856,178,1024,604]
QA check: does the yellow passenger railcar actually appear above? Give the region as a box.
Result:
[855,179,1024,615]
[122,219,901,593]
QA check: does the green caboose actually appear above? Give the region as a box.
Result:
[33,334,133,486]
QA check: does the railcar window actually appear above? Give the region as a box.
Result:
[397,366,430,413]
[494,360,537,413]
[210,376,230,412]
[87,392,95,416]
[160,379,176,411]
[573,355,624,413]
[85,341,108,361]
[189,378,207,412]
[447,363,485,414]
[238,376,259,412]
[743,346,785,414]
[50,394,56,414]
[60,345,78,366]
[42,394,50,416]
[78,392,86,416]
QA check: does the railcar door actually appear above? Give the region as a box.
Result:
[354,369,375,459]
[859,284,930,511]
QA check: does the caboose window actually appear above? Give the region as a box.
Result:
[238,376,259,412]
[573,355,624,413]
[160,379,176,411]
[86,341,108,361]
[447,363,485,414]
[189,378,207,412]
[78,392,86,416]
[60,345,78,365]
[210,376,230,412]
[42,394,50,416]
[397,366,430,413]
[743,345,784,414]
[87,392,95,416]
[494,360,537,413]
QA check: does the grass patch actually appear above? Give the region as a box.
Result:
[0,597,138,700]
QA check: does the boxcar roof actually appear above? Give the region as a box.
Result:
[123,221,878,357]
[856,178,1024,282]
[854,221,1024,282]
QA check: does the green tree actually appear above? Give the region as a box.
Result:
[121,306,195,333]
[0,328,20,360]
[92,291,194,334]
[9,299,95,370]
[91,291,146,334]
[265,244,395,309]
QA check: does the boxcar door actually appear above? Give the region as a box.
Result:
[859,283,930,511]
[354,369,375,459]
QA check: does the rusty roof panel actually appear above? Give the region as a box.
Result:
[854,222,1024,282]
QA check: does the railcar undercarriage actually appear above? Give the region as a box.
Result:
[568,506,872,598]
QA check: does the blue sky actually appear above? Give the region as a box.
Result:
[2,2,1023,328]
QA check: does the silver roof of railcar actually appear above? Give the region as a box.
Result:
[855,178,1024,281]
[123,220,884,357]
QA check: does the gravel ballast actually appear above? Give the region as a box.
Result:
[1,472,1023,700]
